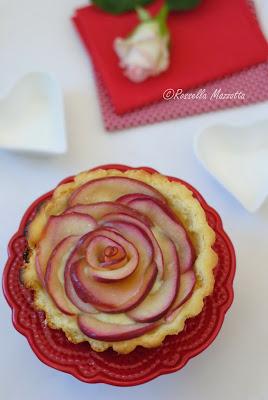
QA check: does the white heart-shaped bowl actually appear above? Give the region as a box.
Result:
[0,72,66,155]
[194,121,268,212]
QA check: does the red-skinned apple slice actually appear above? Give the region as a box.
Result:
[86,235,139,282]
[64,202,151,226]
[86,235,127,270]
[65,271,97,314]
[101,213,164,279]
[68,177,166,206]
[127,198,195,273]
[128,236,179,322]
[117,193,157,205]
[166,270,196,322]
[98,221,153,263]
[65,222,157,312]
[100,244,126,268]
[91,255,138,282]
[70,259,157,312]
[78,314,158,341]
[36,213,97,285]
[66,223,156,312]
[45,236,80,315]
[45,235,97,314]
[70,227,138,264]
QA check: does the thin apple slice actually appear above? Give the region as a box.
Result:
[166,270,196,321]
[86,235,127,270]
[128,236,179,322]
[45,236,80,315]
[68,177,166,206]
[117,193,157,205]
[65,271,97,314]
[128,198,195,273]
[70,259,157,312]
[65,223,155,312]
[91,254,138,282]
[70,227,139,265]
[99,221,153,263]
[90,255,139,282]
[45,235,97,314]
[36,213,97,284]
[100,244,126,268]
[64,202,151,226]
[78,314,157,341]
[101,213,164,279]
[86,235,139,282]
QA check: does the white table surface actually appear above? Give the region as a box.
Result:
[1,1,268,399]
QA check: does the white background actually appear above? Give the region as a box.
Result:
[1,0,268,399]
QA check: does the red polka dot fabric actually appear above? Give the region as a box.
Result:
[95,61,268,131]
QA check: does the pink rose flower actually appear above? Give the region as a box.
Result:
[114,7,170,83]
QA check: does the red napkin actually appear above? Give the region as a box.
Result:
[73,0,268,115]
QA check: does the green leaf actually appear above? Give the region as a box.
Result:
[92,0,153,14]
[166,0,202,11]
[155,4,169,36]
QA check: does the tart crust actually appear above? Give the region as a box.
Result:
[22,168,218,354]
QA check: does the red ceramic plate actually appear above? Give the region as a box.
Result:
[2,164,235,386]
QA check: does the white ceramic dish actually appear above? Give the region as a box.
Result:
[194,121,268,212]
[254,0,268,40]
[0,72,66,155]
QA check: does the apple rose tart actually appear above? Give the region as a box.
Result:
[23,168,217,354]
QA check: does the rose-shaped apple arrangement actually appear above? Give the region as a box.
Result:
[36,177,196,341]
